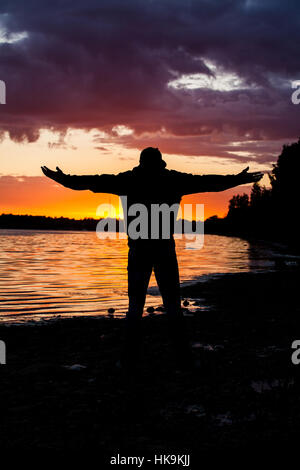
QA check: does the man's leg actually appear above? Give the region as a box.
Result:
[122,243,153,372]
[153,240,192,367]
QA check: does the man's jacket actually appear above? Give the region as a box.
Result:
[58,166,239,242]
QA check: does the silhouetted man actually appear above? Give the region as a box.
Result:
[42,148,263,373]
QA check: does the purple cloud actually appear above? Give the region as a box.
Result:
[0,0,300,163]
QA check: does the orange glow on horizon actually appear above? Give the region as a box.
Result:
[0,175,252,221]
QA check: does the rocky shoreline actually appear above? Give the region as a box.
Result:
[0,266,299,457]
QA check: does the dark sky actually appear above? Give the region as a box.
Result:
[0,0,300,164]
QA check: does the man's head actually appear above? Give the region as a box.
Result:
[139,147,166,170]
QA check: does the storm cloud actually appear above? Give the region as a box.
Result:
[0,0,300,162]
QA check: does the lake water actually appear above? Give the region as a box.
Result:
[0,229,297,324]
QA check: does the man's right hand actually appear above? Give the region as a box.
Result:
[236,167,264,185]
[41,166,66,182]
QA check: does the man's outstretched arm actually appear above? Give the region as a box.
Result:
[41,166,122,194]
[179,167,264,194]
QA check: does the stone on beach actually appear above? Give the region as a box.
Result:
[155,306,165,312]
[146,306,155,313]
[63,364,87,371]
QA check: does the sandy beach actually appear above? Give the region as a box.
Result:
[1,264,299,456]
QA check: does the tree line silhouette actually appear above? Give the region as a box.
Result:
[0,214,127,231]
[0,213,202,234]
[205,138,300,248]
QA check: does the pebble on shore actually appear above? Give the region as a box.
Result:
[146,306,155,313]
